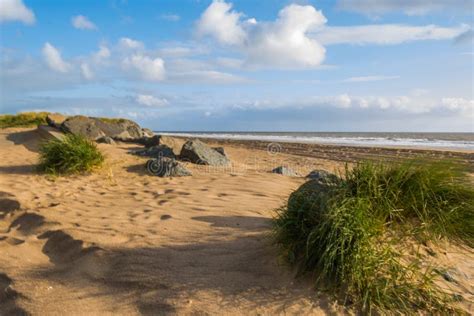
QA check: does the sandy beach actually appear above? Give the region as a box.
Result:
[0,127,472,315]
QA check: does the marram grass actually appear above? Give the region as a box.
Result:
[274,161,473,314]
[0,112,49,128]
[39,134,104,175]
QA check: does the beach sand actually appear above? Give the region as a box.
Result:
[0,127,472,315]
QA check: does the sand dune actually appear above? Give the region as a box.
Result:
[0,127,472,315]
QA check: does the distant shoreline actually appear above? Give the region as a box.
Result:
[161,134,474,169]
[158,132,474,152]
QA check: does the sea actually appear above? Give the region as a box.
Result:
[157,132,474,151]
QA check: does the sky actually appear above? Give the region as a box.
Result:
[0,0,473,132]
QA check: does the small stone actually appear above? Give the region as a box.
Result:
[272,166,299,177]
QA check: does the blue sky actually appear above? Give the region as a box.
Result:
[1,0,473,131]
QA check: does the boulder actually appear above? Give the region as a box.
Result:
[133,145,175,159]
[272,166,299,177]
[306,170,339,184]
[46,113,67,128]
[179,139,230,166]
[146,157,191,177]
[93,118,144,142]
[60,115,145,142]
[96,136,116,145]
[287,180,332,211]
[141,135,161,148]
[61,116,105,140]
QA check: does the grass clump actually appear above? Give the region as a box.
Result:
[0,112,49,128]
[274,161,473,314]
[39,134,104,175]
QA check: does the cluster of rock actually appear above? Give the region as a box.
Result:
[135,139,230,177]
[44,113,153,144]
[42,113,340,181]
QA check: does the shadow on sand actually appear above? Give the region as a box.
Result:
[28,216,340,315]
[6,129,43,153]
[0,164,37,175]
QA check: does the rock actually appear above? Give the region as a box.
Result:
[179,139,230,166]
[146,157,191,177]
[287,180,332,211]
[60,115,146,142]
[272,166,299,177]
[133,145,176,159]
[306,169,339,184]
[213,147,227,157]
[142,135,161,148]
[46,113,67,128]
[61,116,105,140]
[37,125,65,141]
[96,136,116,145]
[93,118,144,142]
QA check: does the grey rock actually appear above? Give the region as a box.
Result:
[96,136,116,145]
[60,115,146,142]
[142,135,161,148]
[306,169,339,184]
[272,166,299,177]
[179,139,230,166]
[61,116,105,140]
[133,145,176,159]
[93,118,144,142]
[146,157,191,177]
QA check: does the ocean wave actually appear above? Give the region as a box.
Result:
[158,132,474,150]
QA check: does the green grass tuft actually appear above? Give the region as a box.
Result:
[274,160,473,314]
[0,112,49,128]
[39,134,104,175]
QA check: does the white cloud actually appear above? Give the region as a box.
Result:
[197,1,327,68]
[0,0,35,24]
[195,1,468,68]
[442,98,474,115]
[235,94,473,116]
[93,43,111,62]
[343,75,400,82]
[160,14,180,22]
[245,4,327,68]
[314,24,469,45]
[119,37,144,50]
[122,54,165,81]
[80,63,94,80]
[337,0,472,16]
[71,15,97,30]
[42,42,71,73]
[136,94,168,107]
[196,0,246,45]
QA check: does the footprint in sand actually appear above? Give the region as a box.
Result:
[160,215,172,220]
